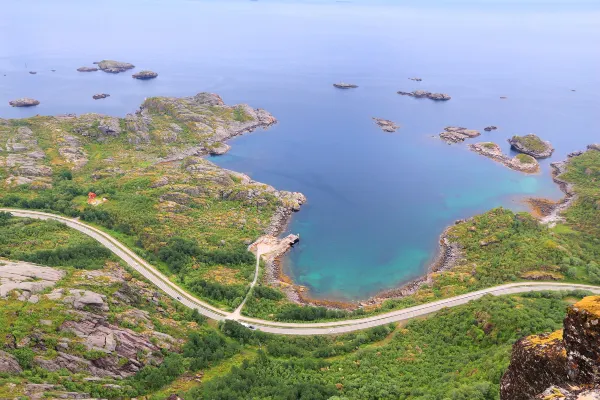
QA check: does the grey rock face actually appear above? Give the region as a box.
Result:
[0,350,22,374]
[0,261,65,299]
[64,290,109,311]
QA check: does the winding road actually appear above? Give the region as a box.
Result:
[3,208,600,336]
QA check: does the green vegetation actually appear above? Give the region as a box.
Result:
[516,153,536,164]
[188,294,581,400]
[482,142,497,150]
[0,212,113,269]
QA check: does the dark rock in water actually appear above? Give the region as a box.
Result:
[92,93,110,100]
[97,60,135,73]
[77,66,99,72]
[51,69,56,72]
[333,82,358,89]
[439,126,480,143]
[397,90,451,101]
[408,77,422,81]
[500,96,508,99]
[9,98,40,107]
[372,117,399,132]
[484,126,498,132]
[508,134,554,159]
[132,70,158,80]
[29,71,37,75]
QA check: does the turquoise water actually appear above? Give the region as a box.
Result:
[1,0,599,301]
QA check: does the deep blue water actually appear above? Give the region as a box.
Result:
[1,0,599,301]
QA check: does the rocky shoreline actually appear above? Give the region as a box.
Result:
[469,142,540,173]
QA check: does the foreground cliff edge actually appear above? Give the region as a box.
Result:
[501,296,600,400]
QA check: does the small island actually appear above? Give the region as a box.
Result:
[8,98,40,107]
[132,70,158,80]
[469,142,540,173]
[397,90,450,101]
[77,66,98,72]
[333,82,358,89]
[508,134,554,158]
[92,93,110,100]
[95,60,135,73]
[372,117,399,132]
[484,126,498,132]
[439,126,480,143]
[29,71,37,75]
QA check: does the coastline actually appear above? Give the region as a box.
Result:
[263,148,589,310]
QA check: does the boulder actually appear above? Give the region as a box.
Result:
[64,290,109,311]
[77,67,98,72]
[0,350,22,374]
[508,134,554,159]
[96,60,135,73]
[132,70,158,80]
[9,98,40,107]
[333,82,358,89]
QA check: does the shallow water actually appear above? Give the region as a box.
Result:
[1,0,599,301]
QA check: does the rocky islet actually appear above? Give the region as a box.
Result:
[439,126,480,143]
[509,134,555,159]
[469,142,540,173]
[8,98,40,107]
[397,89,451,101]
[372,117,399,132]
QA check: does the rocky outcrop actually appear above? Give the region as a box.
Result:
[501,331,568,400]
[132,70,158,80]
[63,290,109,312]
[9,98,40,107]
[333,82,358,89]
[509,134,554,159]
[96,60,135,73]
[77,67,98,72]
[0,261,65,300]
[372,118,399,132]
[439,126,480,143]
[397,90,451,101]
[92,93,110,100]
[501,296,600,400]
[588,144,600,152]
[0,350,22,374]
[408,77,422,81]
[484,126,498,132]
[469,142,540,173]
[57,134,88,169]
[2,126,54,186]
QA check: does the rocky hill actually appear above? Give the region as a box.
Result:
[501,296,600,399]
[0,93,304,310]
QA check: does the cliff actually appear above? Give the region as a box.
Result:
[501,296,600,399]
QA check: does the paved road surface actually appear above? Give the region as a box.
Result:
[4,208,600,336]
